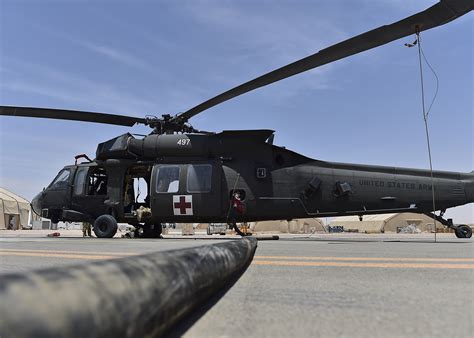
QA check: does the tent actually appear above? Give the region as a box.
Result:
[330,214,395,233]
[0,188,31,229]
[330,213,443,233]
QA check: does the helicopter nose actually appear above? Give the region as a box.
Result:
[31,192,43,216]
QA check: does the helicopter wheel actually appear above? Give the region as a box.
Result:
[142,223,163,238]
[93,214,118,238]
[455,225,472,239]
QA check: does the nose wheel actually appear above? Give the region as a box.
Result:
[455,225,472,239]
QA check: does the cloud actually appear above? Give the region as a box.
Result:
[176,1,346,103]
[77,40,156,73]
[360,0,435,11]
[1,60,159,114]
[183,1,347,63]
[28,22,157,74]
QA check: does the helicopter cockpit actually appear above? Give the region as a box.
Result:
[31,163,111,223]
[31,166,75,222]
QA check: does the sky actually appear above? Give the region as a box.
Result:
[0,0,472,223]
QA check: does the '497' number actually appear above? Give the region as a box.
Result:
[177,139,190,146]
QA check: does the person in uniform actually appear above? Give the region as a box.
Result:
[82,222,92,237]
[228,192,245,230]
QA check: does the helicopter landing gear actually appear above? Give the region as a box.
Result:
[93,214,118,238]
[423,212,472,239]
[142,223,163,238]
[455,225,472,239]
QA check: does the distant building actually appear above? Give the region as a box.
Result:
[330,213,447,233]
[0,187,31,230]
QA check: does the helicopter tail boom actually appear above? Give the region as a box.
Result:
[466,172,474,203]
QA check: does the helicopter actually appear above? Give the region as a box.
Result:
[1,0,473,239]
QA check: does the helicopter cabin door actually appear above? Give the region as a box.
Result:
[71,166,109,216]
[150,162,222,222]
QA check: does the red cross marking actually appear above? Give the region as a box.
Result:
[174,196,191,214]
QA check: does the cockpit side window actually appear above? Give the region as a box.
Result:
[49,169,71,190]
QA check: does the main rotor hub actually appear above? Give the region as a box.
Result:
[145,114,194,135]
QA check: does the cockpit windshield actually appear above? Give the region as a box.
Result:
[49,169,71,190]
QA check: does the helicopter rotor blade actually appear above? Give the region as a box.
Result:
[174,0,473,123]
[0,106,148,127]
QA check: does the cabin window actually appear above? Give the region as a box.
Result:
[187,164,212,193]
[156,166,180,193]
[49,169,70,190]
[73,167,88,195]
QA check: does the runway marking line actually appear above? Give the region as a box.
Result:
[254,255,474,262]
[0,251,119,260]
[0,249,139,260]
[252,260,474,269]
[0,248,137,256]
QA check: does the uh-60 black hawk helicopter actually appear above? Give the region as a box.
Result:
[1,0,473,239]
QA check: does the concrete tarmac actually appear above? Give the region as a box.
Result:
[1,230,473,337]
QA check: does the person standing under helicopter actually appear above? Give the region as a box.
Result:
[82,222,92,237]
[228,191,246,234]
